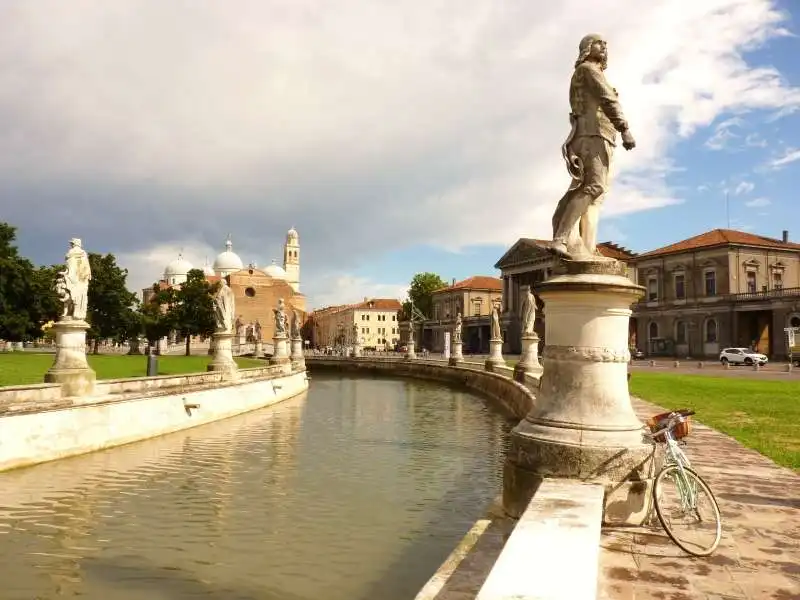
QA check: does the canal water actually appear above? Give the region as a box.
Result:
[0,374,512,600]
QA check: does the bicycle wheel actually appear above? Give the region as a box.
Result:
[653,464,722,556]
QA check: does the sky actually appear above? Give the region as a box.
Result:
[1,0,799,311]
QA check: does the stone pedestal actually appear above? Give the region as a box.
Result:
[290,337,305,368]
[405,340,416,360]
[485,338,505,370]
[270,334,290,365]
[449,340,464,365]
[351,342,362,358]
[44,319,96,397]
[503,259,654,526]
[514,333,542,382]
[207,332,238,377]
[255,339,263,358]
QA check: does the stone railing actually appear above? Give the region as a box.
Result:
[305,355,534,420]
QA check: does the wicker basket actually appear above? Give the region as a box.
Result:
[647,411,691,442]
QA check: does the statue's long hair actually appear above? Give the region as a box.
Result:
[575,34,607,71]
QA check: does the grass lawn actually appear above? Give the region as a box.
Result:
[0,353,264,387]
[630,371,800,471]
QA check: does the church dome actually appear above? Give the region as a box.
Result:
[286,227,299,242]
[264,259,287,279]
[164,254,193,284]
[213,237,244,275]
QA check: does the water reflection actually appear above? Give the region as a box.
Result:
[0,374,511,600]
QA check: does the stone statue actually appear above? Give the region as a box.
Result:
[273,298,287,336]
[352,322,359,343]
[520,286,537,336]
[550,34,636,260]
[254,320,262,341]
[213,278,236,333]
[60,238,92,321]
[490,302,501,340]
[453,312,462,343]
[291,310,301,339]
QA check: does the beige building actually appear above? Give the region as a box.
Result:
[494,240,637,353]
[419,276,503,353]
[630,229,800,359]
[306,298,403,350]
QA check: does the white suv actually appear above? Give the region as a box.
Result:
[719,347,768,366]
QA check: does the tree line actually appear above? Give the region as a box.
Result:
[0,222,218,355]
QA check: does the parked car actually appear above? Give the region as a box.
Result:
[630,348,645,360]
[719,347,768,366]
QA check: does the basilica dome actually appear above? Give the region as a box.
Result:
[286,227,299,242]
[264,259,287,280]
[213,237,244,275]
[163,254,193,285]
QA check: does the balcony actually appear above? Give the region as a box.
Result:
[726,286,800,302]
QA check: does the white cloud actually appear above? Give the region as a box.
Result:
[705,116,744,150]
[744,196,771,208]
[768,148,800,169]
[734,181,755,195]
[0,0,798,306]
[304,274,408,310]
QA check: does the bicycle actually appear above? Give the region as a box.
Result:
[644,408,722,556]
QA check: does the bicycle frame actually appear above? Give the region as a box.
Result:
[653,422,698,512]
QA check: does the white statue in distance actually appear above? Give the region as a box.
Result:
[213,278,236,333]
[56,238,92,321]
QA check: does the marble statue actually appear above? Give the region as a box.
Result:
[550,34,636,260]
[291,310,301,338]
[59,238,92,321]
[273,298,287,335]
[490,302,501,340]
[453,312,462,343]
[254,320,262,341]
[520,286,537,336]
[352,322,359,342]
[213,278,236,333]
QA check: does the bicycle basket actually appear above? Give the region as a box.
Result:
[647,411,691,442]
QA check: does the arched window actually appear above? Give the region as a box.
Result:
[648,321,659,340]
[675,321,687,345]
[705,319,718,343]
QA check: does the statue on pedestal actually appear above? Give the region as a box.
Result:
[453,312,462,343]
[490,302,501,340]
[213,279,236,333]
[291,310,301,339]
[352,322,359,344]
[58,238,92,321]
[254,320,262,341]
[273,298,287,336]
[550,34,636,261]
[520,286,537,336]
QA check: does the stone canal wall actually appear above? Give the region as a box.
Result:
[305,356,535,420]
[0,366,309,472]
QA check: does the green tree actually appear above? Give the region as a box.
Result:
[86,252,139,353]
[403,272,447,321]
[165,269,217,356]
[139,292,172,352]
[0,223,60,341]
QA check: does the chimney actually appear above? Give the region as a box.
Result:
[783,230,789,243]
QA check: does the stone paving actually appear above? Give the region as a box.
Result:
[598,398,800,600]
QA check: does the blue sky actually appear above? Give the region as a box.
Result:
[1,1,798,310]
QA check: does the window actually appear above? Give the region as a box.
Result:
[674,274,685,300]
[746,271,757,293]
[774,271,783,290]
[472,299,481,317]
[647,277,658,301]
[244,287,256,297]
[392,315,396,321]
[705,319,718,343]
[676,321,687,345]
[704,270,717,296]
[648,322,658,340]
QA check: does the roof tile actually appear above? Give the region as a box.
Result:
[637,229,800,258]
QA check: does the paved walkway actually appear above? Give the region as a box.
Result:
[599,398,800,600]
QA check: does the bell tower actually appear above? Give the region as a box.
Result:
[283,226,300,292]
